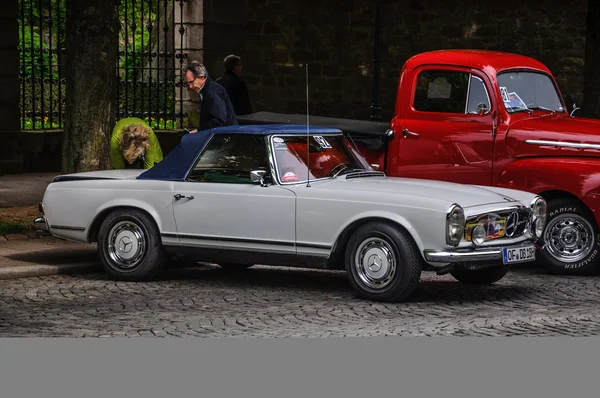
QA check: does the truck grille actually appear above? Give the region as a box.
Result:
[464,206,531,243]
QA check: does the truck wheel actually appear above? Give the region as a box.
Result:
[450,265,508,285]
[98,209,167,281]
[345,221,422,302]
[539,198,600,275]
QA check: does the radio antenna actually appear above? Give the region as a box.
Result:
[306,63,311,187]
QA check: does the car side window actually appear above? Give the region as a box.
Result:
[413,70,470,113]
[466,75,491,114]
[188,134,268,183]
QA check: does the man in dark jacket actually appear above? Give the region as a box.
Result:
[215,54,253,116]
[184,61,238,133]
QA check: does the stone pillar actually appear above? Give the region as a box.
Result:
[175,0,204,129]
[175,0,247,129]
[0,0,22,174]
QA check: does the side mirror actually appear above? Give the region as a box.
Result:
[370,164,380,171]
[476,103,490,115]
[250,170,269,186]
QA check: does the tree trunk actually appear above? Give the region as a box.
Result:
[62,0,120,173]
[583,0,600,118]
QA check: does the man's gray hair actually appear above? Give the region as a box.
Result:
[186,60,208,78]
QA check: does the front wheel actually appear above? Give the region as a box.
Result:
[538,198,600,275]
[450,265,509,285]
[98,209,167,281]
[345,222,422,302]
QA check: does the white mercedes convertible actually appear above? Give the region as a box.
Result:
[35,124,546,302]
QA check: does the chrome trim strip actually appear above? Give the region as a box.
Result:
[424,241,536,263]
[50,225,86,231]
[524,139,600,151]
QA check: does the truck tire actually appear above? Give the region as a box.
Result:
[345,221,422,302]
[98,209,167,281]
[539,198,600,275]
[450,265,508,285]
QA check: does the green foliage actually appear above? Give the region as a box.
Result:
[18,0,179,130]
[0,221,34,236]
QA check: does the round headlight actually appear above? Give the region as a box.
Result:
[531,196,547,237]
[446,204,465,247]
[472,225,486,246]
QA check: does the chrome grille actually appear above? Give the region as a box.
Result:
[464,206,531,243]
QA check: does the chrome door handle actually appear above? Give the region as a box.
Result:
[402,128,419,138]
[174,194,194,200]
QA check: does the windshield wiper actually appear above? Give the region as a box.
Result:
[527,105,556,114]
[507,107,533,114]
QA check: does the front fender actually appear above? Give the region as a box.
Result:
[496,158,600,200]
[331,209,441,257]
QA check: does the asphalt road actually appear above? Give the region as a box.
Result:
[1,264,599,337]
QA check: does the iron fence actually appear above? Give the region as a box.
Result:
[18,0,188,131]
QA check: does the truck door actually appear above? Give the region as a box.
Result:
[389,66,495,186]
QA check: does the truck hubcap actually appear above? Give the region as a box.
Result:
[107,221,146,269]
[354,237,396,290]
[544,214,594,263]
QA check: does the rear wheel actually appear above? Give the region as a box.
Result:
[98,209,166,281]
[345,221,422,302]
[539,198,600,275]
[450,265,509,285]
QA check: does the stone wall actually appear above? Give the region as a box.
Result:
[0,0,22,174]
[242,0,588,121]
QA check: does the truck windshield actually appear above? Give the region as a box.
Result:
[270,134,371,184]
[497,71,565,113]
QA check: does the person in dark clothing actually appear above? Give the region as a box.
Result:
[184,61,238,133]
[215,54,253,116]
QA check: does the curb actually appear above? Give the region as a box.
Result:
[0,263,99,280]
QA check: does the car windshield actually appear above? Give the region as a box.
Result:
[497,71,565,113]
[271,134,371,183]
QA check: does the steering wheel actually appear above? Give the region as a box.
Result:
[327,163,350,177]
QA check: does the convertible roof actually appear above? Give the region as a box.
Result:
[137,123,342,181]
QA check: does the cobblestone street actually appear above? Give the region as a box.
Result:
[1,264,600,337]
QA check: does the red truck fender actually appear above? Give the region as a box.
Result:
[496,157,600,275]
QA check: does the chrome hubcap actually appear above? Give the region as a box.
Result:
[107,221,146,269]
[544,214,594,263]
[354,237,396,290]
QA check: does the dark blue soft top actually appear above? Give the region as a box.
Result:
[137,124,342,181]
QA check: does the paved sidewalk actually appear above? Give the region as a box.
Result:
[0,172,99,278]
[0,172,56,207]
[0,236,99,279]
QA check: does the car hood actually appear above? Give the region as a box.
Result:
[51,169,144,182]
[303,174,522,209]
[506,114,600,158]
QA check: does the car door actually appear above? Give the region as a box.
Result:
[390,66,495,186]
[171,133,297,254]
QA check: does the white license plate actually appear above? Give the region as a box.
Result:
[502,246,536,264]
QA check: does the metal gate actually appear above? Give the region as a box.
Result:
[18,0,188,131]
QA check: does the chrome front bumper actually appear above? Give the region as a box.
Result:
[423,241,538,264]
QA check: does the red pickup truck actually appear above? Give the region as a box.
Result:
[238,49,600,276]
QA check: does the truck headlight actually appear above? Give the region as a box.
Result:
[446,204,465,247]
[531,196,547,238]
